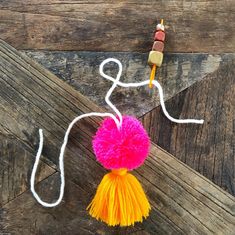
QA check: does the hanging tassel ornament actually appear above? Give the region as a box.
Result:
[30,21,204,228]
[87,116,151,226]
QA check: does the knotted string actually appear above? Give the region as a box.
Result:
[30,58,204,207]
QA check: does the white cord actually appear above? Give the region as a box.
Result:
[30,112,118,207]
[100,58,123,127]
[99,59,204,124]
[30,58,204,207]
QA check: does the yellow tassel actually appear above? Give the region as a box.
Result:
[87,168,151,226]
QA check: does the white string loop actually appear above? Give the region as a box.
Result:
[31,58,204,207]
[99,58,123,127]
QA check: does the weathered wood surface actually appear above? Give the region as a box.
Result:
[0,1,235,52]
[0,131,55,207]
[0,40,235,234]
[24,50,228,117]
[141,58,235,195]
[25,50,235,195]
[2,146,235,235]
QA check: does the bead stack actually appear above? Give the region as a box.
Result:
[148,19,165,88]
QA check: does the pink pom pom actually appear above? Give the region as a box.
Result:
[92,116,150,170]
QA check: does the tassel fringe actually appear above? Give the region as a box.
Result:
[87,169,150,226]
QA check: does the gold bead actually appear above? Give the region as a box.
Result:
[148,51,163,67]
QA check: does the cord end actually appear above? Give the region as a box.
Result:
[199,120,204,124]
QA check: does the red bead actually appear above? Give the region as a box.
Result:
[154,31,165,42]
[152,41,164,52]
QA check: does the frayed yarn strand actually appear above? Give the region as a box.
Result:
[30,58,204,207]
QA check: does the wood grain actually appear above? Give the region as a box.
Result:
[2,147,235,234]
[24,50,230,117]
[0,39,234,234]
[0,127,55,207]
[141,58,235,195]
[0,0,234,52]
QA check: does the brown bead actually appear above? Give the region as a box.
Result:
[154,30,165,42]
[152,41,164,52]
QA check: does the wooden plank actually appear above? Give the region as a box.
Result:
[0,40,234,234]
[0,1,234,52]
[141,59,235,195]
[24,50,230,117]
[0,126,55,207]
[2,148,235,234]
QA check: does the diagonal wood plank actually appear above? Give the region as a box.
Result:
[0,0,234,52]
[2,145,235,235]
[141,59,235,195]
[2,148,235,234]
[0,40,234,234]
[24,50,233,117]
[0,123,55,207]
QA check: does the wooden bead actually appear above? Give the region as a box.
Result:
[152,41,164,52]
[154,31,165,42]
[156,24,165,31]
[148,51,163,67]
